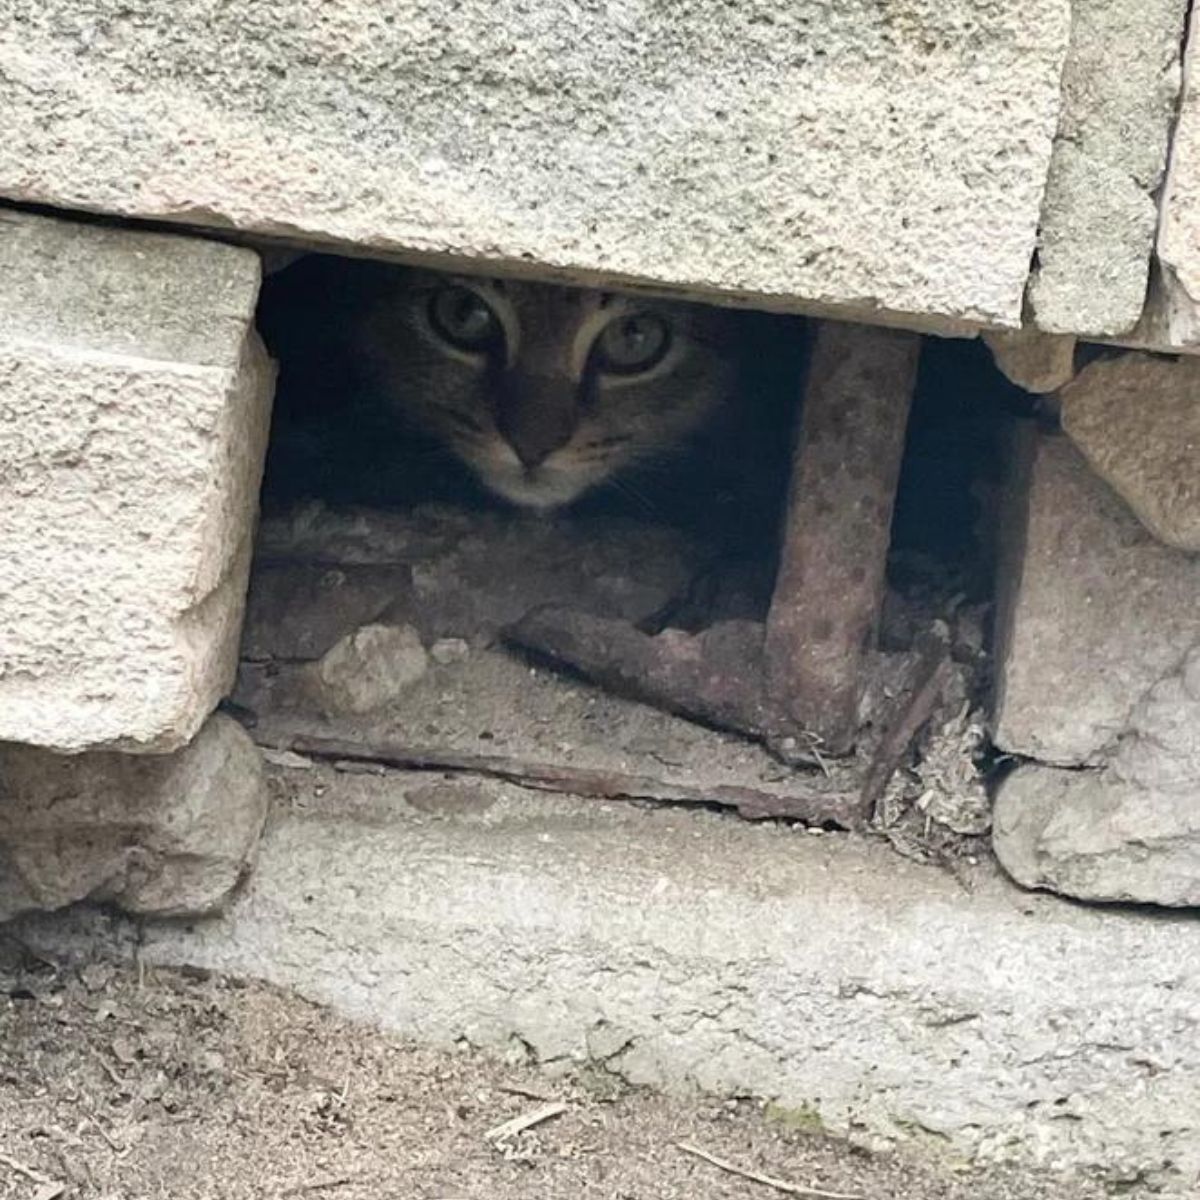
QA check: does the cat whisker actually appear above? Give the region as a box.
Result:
[580,435,634,450]
[393,441,463,462]
[606,474,662,519]
[442,412,488,434]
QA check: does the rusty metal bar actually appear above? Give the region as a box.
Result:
[764,320,921,756]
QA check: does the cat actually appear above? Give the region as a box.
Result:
[258,255,802,531]
[355,268,760,509]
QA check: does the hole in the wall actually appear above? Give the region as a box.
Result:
[241,249,1031,847]
[255,253,802,557]
[892,335,1035,599]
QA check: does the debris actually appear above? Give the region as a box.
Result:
[262,748,316,770]
[307,622,428,715]
[281,1176,365,1195]
[0,1150,62,1193]
[861,630,954,812]
[431,637,471,665]
[499,1082,558,1103]
[508,609,774,738]
[677,1141,864,1199]
[484,1101,569,1144]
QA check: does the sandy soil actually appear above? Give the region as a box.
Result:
[0,944,1113,1200]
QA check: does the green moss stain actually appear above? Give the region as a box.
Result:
[764,1101,826,1133]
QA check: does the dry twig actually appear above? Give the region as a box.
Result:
[676,1141,863,1200]
[499,1082,558,1103]
[282,1176,363,1195]
[484,1101,568,1143]
[83,1112,127,1155]
[0,1149,65,1198]
[0,1150,50,1183]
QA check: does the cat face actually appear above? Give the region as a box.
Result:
[356,271,740,509]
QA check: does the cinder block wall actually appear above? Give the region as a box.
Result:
[3,3,1200,1186]
[0,0,1189,341]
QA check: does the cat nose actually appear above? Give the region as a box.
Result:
[498,372,577,469]
[511,437,555,469]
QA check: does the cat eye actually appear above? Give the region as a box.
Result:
[428,285,501,352]
[594,312,670,375]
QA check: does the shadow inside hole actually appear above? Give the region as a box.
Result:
[254,251,1031,625]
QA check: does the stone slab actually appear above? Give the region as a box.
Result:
[991,429,1200,765]
[1029,0,1186,336]
[995,767,1200,908]
[0,210,273,752]
[0,0,1069,326]
[14,766,1200,1191]
[1150,2,1200,351]
[1061,353,1200,552]
[0,714,268,920]
[994,642,1200,906]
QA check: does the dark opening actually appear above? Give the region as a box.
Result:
[243,250,1031,843]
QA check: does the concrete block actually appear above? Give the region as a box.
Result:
[1061,352,1200,552]
[1150,3,1200,351]
[994,643,1200,906]
[19,767,1200,1189]
[0,0,1069,327]
[0,210,273,752]
[1030,0,1187,336]
[991,430,1200,764]
[0,714,268,921]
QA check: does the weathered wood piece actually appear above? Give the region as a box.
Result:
[860,633,954,811]
[233,654,867,829]
[764,322,921,755]
[509,608,775,738]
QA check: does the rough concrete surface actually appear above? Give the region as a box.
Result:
[981,327,1076,393]
[995,770,1200,906]
[1030,0,1186,336]
[0,714,268,922]
[18,764,1200,1192]
[0,962,1116,1200]
[991,429,1200,764]
[0,1,1068,326]
[0,209,273,753]
[1152,1,1200,350]
[995,639,1200,905]
[1061,352,1200,551]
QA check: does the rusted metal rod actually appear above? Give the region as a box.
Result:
[764,320,921,756]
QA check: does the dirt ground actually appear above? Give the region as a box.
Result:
[0,946,1116,1200]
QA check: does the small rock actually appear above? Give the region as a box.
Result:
[982,327,1077,393]
[111,1036,139,1065]
[431,637,470,665]
[311,623,428,715]
[261,748,315,771]
[0,713,268,920]
[78,963,115,993]
[1061,351,1200,551]
[993,765,1200,907]
[995,640,1200,907]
